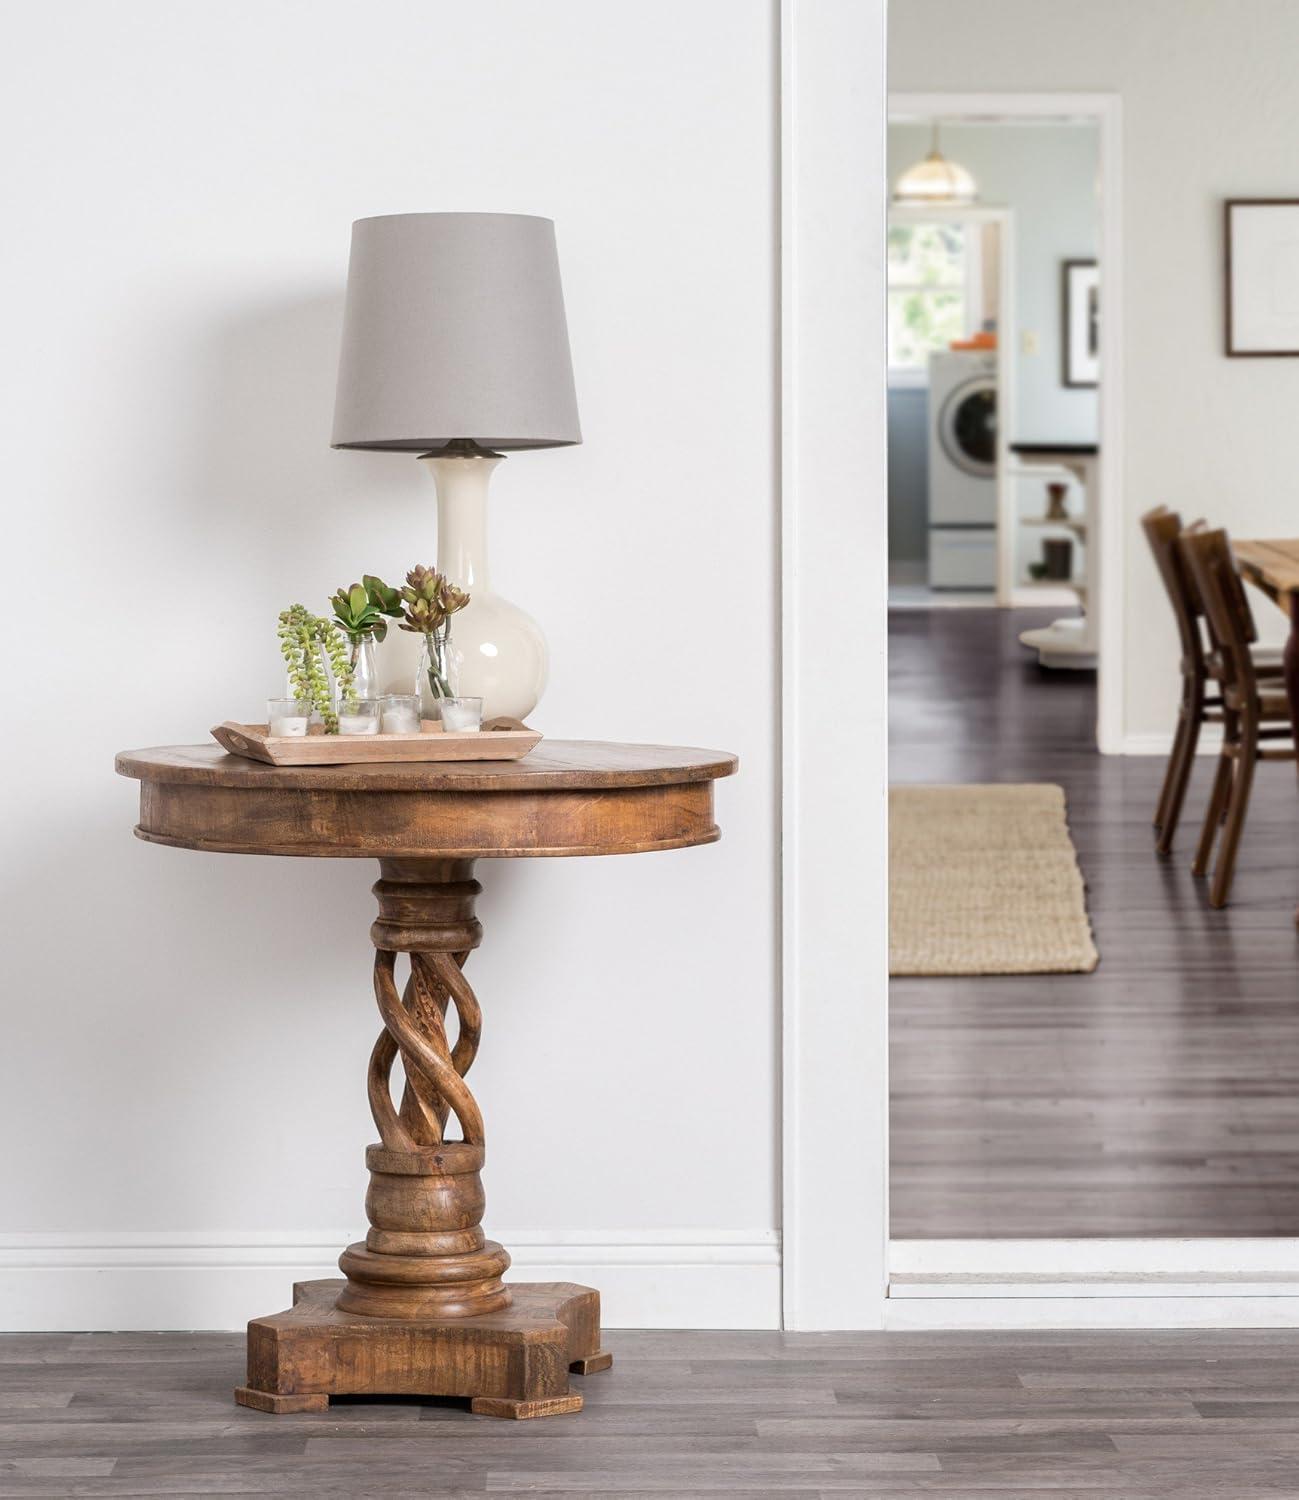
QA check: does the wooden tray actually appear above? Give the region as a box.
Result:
[211,720,542,766]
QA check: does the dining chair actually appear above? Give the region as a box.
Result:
[1142,507,1284,856]
[1141,507,1214,855]
[1178,525,1295,907]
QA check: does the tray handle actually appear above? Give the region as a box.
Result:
[211,722,276,764]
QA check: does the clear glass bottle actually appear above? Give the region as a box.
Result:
[349,634,379,702]
[416,626,461,719]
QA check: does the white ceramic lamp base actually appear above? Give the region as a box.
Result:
[377,451,548,723]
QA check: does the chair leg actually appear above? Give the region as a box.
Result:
[1192,744,1234,878]
[1155,682,1204,856]
[1152,708,1183,833]
[1209,717,1258,908]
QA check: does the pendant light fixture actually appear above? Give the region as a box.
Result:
[894,123,978,205]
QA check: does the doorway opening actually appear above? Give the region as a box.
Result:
[885,89,1299,1316]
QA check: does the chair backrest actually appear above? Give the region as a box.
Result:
[1141,506,1206,670]
[1178,526,1259,704]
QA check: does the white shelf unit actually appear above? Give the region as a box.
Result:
[1010,450,1100,668]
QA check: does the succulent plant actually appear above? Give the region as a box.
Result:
[330,575,402,644]
[399,565,470,636]
[439,579,471,617]
[398,565,471,701]
[277,605,354,733]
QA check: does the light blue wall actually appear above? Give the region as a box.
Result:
[888,386,929,561]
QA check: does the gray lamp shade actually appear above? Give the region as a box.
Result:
[331,212,581,452]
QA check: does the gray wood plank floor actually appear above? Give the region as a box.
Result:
[8,1328,1299,1496]
[890,607,1299,1238]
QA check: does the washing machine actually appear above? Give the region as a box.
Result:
[927,349,997,588]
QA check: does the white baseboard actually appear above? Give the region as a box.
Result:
[1116,729,1223,756]
[891,1237,1299,1277]
[886,1295,1299,1330]
[0,1229,781,1333]
[888,1239,1299,1329]
[1009,587,1078,609]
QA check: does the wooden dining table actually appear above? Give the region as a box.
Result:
[1233,538,1299,748]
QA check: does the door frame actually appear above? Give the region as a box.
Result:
[780,28,1299,1329]
[778,0,889,1330]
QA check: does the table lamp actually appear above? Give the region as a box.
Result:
[332,212,581,721]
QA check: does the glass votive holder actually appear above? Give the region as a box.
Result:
[336,698,382,735]
[267,697,311,737]
[380,694,422,735]
[439,696,483,733]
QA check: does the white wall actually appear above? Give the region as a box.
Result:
[0,0,781,1329]
[890,0,1299,745]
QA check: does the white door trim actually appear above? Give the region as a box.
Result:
[779,0,889,1331]
[890,1236,1299,1327]
[784,42,1281,1328]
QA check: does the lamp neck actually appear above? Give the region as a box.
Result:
[420,452,504,592]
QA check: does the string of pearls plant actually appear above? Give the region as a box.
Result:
[277,605,354,733]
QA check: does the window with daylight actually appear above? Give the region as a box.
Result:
[887,220,982,380]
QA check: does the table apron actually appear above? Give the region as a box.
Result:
[135,781,720,857]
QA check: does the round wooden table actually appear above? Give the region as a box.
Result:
[116,740,737,1418]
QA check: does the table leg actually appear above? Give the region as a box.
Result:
[233,857,610,1417]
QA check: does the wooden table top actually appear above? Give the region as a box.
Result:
[1234,538,1299,602]
[117,740,739,859]
[116,740,737,792]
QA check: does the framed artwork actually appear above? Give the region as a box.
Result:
[1225,199,1299,356]
[1061,259,1100,388]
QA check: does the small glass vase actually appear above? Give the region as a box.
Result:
[285,640,332,725]
[348,634,380,702]
[416,626,461,719]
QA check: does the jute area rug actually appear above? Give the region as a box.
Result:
[889,783,1099,977]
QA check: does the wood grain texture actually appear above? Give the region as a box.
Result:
[117,740,738,791]
[112,749,738,1415]
[1234,537,1299,602]
[116,741,737,858]
[1178,528,1296,908]
[891,607,1299,1239]
[230,859,608,1413]
[239,1279,602,1415]
[9,1327,1299,1495]
[211,721,542,766]
[1236,538,1299,925]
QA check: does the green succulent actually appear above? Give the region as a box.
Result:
[330,574,403,644]
[277,604,354,733]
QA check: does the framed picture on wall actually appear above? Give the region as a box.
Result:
[1061,259,1099,387]
[1225,199,1299,356]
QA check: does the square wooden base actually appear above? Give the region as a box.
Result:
[234,1278,610,1418]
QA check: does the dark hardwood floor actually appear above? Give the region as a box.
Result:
[12,1328,1299,1495]
[890,607,1299,1239]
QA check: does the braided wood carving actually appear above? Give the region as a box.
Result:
[336,858,511,1318]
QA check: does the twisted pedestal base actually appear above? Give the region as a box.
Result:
[233,858,611,1418]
